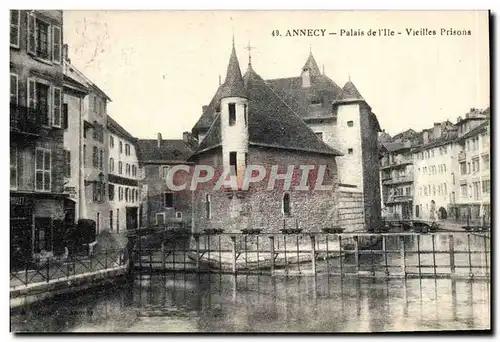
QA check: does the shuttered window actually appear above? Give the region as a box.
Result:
[52,26,61,63]
[35,148,51,192]
[10,73,18,105]
[52,87,62,127]
[10,10,20,47]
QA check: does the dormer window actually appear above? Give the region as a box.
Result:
[229,103,236,126]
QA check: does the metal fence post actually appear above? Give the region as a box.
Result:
[269,236,275,276]
[161,242,166,271]
[46,259,50,283]
[383,235,389,276]
[484,234,489,277]
[449,234,455,277]
[195,235,200,273]
[354,235,359,274]
[310,235,317,276]
[231,235,237,274]
[400,235,406,278]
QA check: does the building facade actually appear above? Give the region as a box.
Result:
[379,142,414,220]
[381,107,490,224]
[107,116,141,231]
[63,51,111,233]
[10,10,68,264]
[451,109,490,222]
[189,41,343,241]
[191,48,382,231]
[137,134,194,228]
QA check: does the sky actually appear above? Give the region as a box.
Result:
[62,10,490,139]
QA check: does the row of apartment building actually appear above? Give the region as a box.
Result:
[9,10,149,263]
[379,107,490,223]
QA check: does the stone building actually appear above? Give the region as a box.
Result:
[382,107,490,224]
[107,116,141,231]
[62,49,111,233]
[379,141,415,220]
[10,10,68,264]
[409,121,458,221]
[191,45,382,232]
[137,134,194,228]
[189,41,343,236]
[450,108,490,222]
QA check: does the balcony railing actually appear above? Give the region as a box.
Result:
[382,175,414,185]
[385,194,413,204]
[10,104,45,136]
[381,156,413,169]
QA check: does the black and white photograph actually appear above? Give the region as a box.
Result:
[8,9,491,333]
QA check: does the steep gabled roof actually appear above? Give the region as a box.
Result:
[136,139,193,164]
[192,84,223,134]
[193,64,342,157]
[266,75,342,120]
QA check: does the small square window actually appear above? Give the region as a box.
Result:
[176,212,182,219]
[347,121,354,127]
[315,132,323,141]
[348,148,354,155]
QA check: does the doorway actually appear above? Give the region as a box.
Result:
[126,207,138,230]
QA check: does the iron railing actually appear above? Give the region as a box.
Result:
[131,231,490,280]
[10,249,126,289]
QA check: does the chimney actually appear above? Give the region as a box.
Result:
[157,133,162,148]
[433,122,442,139]
[423,130,429,145]
[182,131,190,144]
[301,67,311,88]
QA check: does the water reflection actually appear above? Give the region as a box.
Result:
[11,270,490,333]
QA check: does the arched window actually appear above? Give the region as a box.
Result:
[135,189,139,202]
[125,188,129,202]
[109,157,114,172]
[283,193,291,216]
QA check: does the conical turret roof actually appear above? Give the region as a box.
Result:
[337,80,364,101]
[302,52,321,76]
[220,42,247,99]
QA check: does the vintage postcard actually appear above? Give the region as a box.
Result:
[9,10,490,333]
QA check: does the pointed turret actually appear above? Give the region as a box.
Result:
[302,51,321,77]
[220,42,247,99]
[335,80,365,102]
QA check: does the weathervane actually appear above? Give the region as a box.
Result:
[245,41,256,66]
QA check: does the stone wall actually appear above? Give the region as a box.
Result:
[337,191,365,232]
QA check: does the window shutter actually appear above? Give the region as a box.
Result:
[27,78,36,111]
[62,103,68,129]
[27,12,36,54]
[52,26,61,63]
[10,74,18,105]
[52,87,62,127]
[10,10,20,47]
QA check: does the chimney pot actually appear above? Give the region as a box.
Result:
[157,133,162,148]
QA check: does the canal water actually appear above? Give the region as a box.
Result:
[11,271,490,332]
